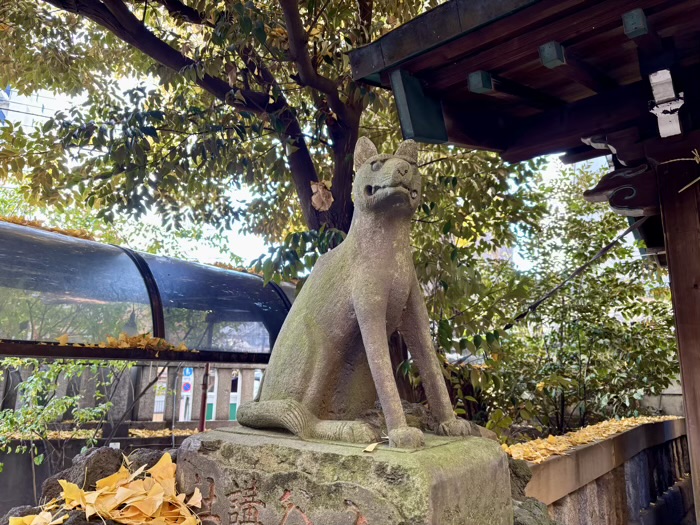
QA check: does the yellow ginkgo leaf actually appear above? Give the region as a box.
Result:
[14,450,201,525]
[147,453,176,481]
[30,511,54,525]
[95,466,130,490]
[59,480,84,509]
[10,516,37,525]
[47,513,68,525]
[186,488,202,509]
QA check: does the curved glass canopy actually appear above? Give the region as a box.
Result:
[0,221,290,363]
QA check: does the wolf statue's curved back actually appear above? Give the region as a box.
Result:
[237,138,479,448]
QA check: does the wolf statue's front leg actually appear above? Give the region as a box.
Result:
[400,273,480,438]
[353,283,425,448]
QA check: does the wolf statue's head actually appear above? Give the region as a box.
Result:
[352,137,421,217]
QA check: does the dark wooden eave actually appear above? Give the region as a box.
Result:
[350,0,700,164]
[350,0,700,263]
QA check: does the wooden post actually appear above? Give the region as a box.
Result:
[215,367,232,421]
[239,369,256,405]
[197,363,209,433]
[656,146,700,522]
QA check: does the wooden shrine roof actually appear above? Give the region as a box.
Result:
[350,0,700,164]
[350,0,700,264]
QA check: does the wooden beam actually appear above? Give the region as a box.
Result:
[349,0,550,82]
[652,132,700,525]
[441,102,510,152]
[389,69,448,144]
[502,80,651,163]
[401,0,588,76]
[467,70,564,110]
[539,41,617,93]
[559,146,608,165]
[428,0,669,92]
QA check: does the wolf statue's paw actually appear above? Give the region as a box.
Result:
[436,418,479,438]
[388,426,425,449]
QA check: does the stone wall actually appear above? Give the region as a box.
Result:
[525,419,692,525]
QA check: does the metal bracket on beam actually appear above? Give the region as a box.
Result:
[539,41,616,93]
[539,41,567,69]
[467,70,563,109]
[622,9,649,39]
[623,7,668,71]
[468,70,494,94]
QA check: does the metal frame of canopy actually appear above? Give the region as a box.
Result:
[0,221,291,363]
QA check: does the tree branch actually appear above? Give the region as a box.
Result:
[43,0,275,115]
[277,0,349,121]
[357,0,372,43]
[152,0,207,24]
[41,0,327,229]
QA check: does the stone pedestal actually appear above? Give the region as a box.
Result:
[177,425,513,525]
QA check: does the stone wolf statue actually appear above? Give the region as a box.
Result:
[237,138,479,448]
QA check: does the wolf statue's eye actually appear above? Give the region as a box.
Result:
[371,160,383,172]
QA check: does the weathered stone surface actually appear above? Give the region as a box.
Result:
[0,505,41,525]
[128,448,171,471]
[509,459,559,525]
[42,447,122,501]
[510,458,533,500]
[178,426,513,525]
[513,499,557,525]
[237,138,479,447]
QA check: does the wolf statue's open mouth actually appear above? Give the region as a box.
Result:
[365,183,418,199]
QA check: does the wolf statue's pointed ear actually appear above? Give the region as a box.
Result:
[395,140,418,164]
[354,137,379,171]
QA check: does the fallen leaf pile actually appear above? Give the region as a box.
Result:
[210,262,299,285]
[211,262,259,275]
[6,429,98,441]
[129,429,198,438]
[503,415,681,464]
[56,333,193,354]
[1,216,95,241]
[10,453,201,525]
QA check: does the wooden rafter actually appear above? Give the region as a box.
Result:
[539,41,617,93]
[467,71,564,110]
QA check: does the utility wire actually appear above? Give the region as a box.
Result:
[1,107,52,119]
[503,215,651,330]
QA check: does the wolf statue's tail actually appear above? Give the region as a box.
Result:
[236,399,380,443]
[236,398,314,438]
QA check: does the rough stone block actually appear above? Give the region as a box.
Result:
[177,425,513,525]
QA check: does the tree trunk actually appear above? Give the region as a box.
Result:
[327,123,359,233]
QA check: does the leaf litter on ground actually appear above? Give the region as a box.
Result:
[503,415,681,464]
[10,452,201,525]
